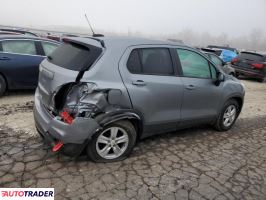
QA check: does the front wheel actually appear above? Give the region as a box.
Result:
[214,99,240,131]
[87,120,137,162]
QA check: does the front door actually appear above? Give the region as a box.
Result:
[176,48,223,125]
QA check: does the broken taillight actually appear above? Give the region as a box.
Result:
[60,111,74,124]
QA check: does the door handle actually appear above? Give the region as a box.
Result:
[132,80,146,86]
[185,85,196,90]
[0,57,11,61]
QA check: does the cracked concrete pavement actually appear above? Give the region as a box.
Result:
[1,80,266,200]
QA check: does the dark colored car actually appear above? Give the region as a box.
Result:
[201,49,236,76]
[0,28,39,37]
[0,35,60,96]
[207,45,238,54]
[231,51,266,82]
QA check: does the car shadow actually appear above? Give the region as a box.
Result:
[3,89,35,97]
[237,76,261,83]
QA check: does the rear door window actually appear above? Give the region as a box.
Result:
[127,48,174,76]
[41,42,59,56]
[127,49,142,73]
[1,40,37,55]
[48,42,102,71]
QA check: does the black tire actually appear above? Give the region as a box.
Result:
[87,120,137,162]
[258,77,266,83]
[0,75,7,97]
[214,99,240,131]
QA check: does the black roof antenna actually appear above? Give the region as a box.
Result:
[84,14,104,37]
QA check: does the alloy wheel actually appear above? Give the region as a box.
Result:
[223,105,237,127]
[96,127,129,159]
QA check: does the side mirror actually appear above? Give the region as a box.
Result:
[215,72,225,86]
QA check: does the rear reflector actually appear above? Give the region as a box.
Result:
[60,111,74,124]
[52,141,63,152]
[251,63,264,69]
[231,58,238,63]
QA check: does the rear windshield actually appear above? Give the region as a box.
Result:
[47,42,102,71]
[239,52,264,61]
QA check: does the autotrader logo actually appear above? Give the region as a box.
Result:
[0,188,54,200]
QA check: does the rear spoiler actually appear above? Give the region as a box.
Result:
[62,37,105,49]
[85,36,105,48]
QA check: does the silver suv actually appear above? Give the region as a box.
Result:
[34,37,245,162]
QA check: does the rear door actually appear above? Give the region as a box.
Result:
[119,46,183,136]
[176,48,223,125]
[0,39,44,88]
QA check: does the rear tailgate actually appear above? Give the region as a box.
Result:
[38,60,78,108]
[37,38,103,109]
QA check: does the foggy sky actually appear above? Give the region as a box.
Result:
[0,0,265,37]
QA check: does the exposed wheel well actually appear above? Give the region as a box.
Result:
[231,97,243,112]
[128,118,143,140]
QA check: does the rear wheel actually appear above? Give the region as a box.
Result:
[0,75,7,97]
[214,99,240,131]
[87,120,137,162]
[258,77,266,83]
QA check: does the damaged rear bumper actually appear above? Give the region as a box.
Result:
[34,88,100,145]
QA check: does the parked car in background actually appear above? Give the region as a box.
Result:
[47,33,79,42]
[0,35,60,96]
[231,51,266,82]
[167,39,184,44]
[207,45,238,54]
[214,48,237,63]
[34,37,245,162]
[201,48,236,76]
[46,33,61,42]
[0,28,39,37]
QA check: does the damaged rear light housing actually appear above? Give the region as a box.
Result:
[55,82,108,120]
[60,110,74,124]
